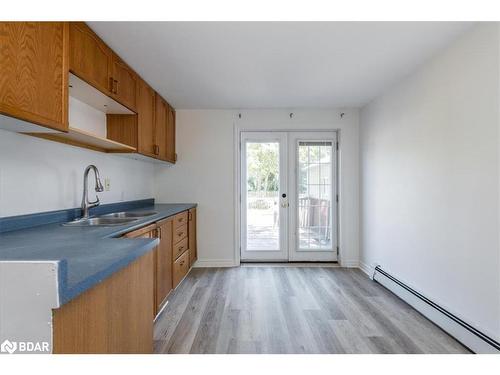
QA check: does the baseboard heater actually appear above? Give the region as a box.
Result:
[373,265,500,354]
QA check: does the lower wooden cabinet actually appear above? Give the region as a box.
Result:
[155,218,173,313]
[189,208,197,267]
[173,249,190,288]
[52,209,196,353]
[52,251,154,354]
[173,237,188,260]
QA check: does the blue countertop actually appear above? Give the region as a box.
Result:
[0,202,196,305]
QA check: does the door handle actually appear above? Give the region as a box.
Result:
[281,192,289,208]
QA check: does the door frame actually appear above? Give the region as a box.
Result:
[234,125,340,264]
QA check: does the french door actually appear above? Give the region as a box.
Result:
[240,131,338,262]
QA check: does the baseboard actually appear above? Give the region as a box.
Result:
[359,261,374,277]
[372,266,500,354]
[340,260,359,268]
[192,259,237,268]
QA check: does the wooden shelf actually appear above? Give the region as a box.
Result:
[24,127,137,154]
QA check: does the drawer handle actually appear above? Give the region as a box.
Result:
[177,232,184,237]
[178,246,184,251]
[180,261,185,266]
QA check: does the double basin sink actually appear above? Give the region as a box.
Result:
[63,211,158,227]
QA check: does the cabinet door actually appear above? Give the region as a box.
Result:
[53,251,154,354]
[188,208,197,267]
[111,54,138,111]
[137,79,156,156]
[166,104,176,163]
[69,22,112,95]
[0,22,69,131]
[156,219,173,312]
[154,93,167,160]
[122,223,156,239]
[154,94,176,163]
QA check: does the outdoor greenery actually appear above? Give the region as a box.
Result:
[246,143,279,192]
[246,142,331,197]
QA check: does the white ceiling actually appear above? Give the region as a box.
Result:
[89,22,473,109]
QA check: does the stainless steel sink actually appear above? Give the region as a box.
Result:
[63,217,139,227]
[99,211,158,218]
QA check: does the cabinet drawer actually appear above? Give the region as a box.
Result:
[173,250,189,288]
[173,211,188,230]
[174,224,188,243]
[173,237,188,260]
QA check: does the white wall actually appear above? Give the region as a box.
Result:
[0,99,155,217]
[360,23,500,339]
[154,109,360,267]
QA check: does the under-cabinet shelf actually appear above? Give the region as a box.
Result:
[24,127,137,154]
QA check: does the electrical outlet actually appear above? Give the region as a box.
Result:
[104,178,111,191]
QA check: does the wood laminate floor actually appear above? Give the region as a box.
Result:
[154,266,470,354]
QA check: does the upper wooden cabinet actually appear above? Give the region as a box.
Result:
[69,22,137,112]
[154,94,177,163]
[166,104,176,163]
[1,21,176,164]
[110,53,138,112]
[69,22,112,96]
[137,78,156,156]
[0,22,69,132]
[154,93,167,159]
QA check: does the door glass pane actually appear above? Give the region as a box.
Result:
[297,141,333,251]
[246,142,280,251]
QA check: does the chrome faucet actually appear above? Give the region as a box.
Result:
[81,165,104,219]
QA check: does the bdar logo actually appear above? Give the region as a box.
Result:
[1,340,17,354]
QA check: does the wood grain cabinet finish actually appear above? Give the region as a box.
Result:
[173,250,189,288]
[173,211,188,229]
[110,53,138,112]
[70,22,137,112]
[52,210,196,353]
[154,92,167,158]
[173,237,188,261]
[69,22,112,96]
[154,93,176,163]
[137,78,156,156]
[155,218,173,313]
[70,22,175,162]
[174,224,188,244]
[122,223,157,239]
[52,251,154,354]
[188,208,197,267]
[106,113,138,149]
[166,104,176,163]
[0,22,69,131]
